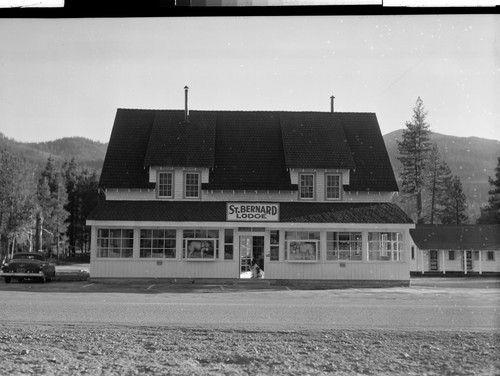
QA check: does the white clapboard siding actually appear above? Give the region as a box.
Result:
[265,261,409,280]
[91,259,238,279]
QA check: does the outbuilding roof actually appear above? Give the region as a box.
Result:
[99,109,398,192]
[410,224,500,250]
[87,201,413,224]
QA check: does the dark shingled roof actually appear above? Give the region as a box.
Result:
[88,201,413,224]
[99,109,155,190]
[410,224,500,250]
[205,112,292,190]
[99,109,398,192]
[143,110,216,168]
[339,113,399,192]
[280,112,355,169]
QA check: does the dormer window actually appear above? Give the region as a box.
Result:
[325,173,342,200]
[157,172,173,198]
[299,173,315,200]
[185,172,200,198]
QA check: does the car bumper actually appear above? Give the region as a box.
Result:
[0,271,46,278]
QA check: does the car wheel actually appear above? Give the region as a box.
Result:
[4,277,11,284]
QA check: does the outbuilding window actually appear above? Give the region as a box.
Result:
[487,251,495,261]
[140,229,176,258]
[157,172,173,198]
[299,174,315,200]
[327,232,362,260]
[183,229,219,260]
[97,228,134,258]
[368,232,403,261]
[449,250,455,260]
[284,231,320,262]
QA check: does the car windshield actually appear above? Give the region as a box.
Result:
[12,253,44,261]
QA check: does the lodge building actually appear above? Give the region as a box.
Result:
[87,90,415,286]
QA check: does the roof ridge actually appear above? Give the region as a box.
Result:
[116,108,376,115]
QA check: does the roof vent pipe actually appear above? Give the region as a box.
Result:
[184,85,189,123]
[330,95,335,113]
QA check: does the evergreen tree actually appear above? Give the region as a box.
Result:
[442,175,468,224]
[397,97,432,223]
[478,156,500,224]
[36,157,69,258]
[0,150,36,260]
[425,144,453,224]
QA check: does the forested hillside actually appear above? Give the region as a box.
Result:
[384,130,500,222]
[0,133,107,170]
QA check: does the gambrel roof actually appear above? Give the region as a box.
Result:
[99,109,398,192]
[410,224,500,250]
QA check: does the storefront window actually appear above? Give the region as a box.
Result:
[326,232,362,260]
[224,229,234,260]
[97,228,133,258]
[270,230,280,261]
[183,229,219,259]
[368,232,403,261]
[285,231,320,261]
[140,229,176,258]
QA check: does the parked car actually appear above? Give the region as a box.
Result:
[0,252,56,283]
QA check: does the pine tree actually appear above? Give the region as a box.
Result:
[442,175,468,224]
[0,150,36,260]
[425,144,453,224]
[397,97,432,223]
[36,157,69,258]
[478,156,500,224]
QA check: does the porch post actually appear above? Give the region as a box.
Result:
[442,250,446,274]
[479,250,482,274]
[463,250,467,275]
[421,249,424,274]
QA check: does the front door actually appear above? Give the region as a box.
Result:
[239,235,265,279]
[429,250,439,271]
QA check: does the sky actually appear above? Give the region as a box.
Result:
[0,15,498,143]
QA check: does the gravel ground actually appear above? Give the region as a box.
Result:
[0,324,498,376]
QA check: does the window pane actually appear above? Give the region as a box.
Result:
[158,172,173,197]
[185,173,200,198]
[300,174,314,199]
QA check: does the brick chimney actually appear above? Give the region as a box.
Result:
[330,95,335,113]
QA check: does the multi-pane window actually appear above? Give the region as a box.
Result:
[185,173,200,198]
[97,229,134,258]
[284,231,320,261]
[157,172,173,198]
[270,230,280,261]
[326,174,341,200]
[183,229,219,259]
[449,250,455,260]
[368,232,403,261]
[327,232,362,260]
[487,251,495,261]
[140,229,176,258]
[224,229,234,260]
[299,174,314,199]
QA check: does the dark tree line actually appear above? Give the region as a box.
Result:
[477,156,500,224]
[0,150,100,262]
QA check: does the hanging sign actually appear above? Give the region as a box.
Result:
[227,203,280,221]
